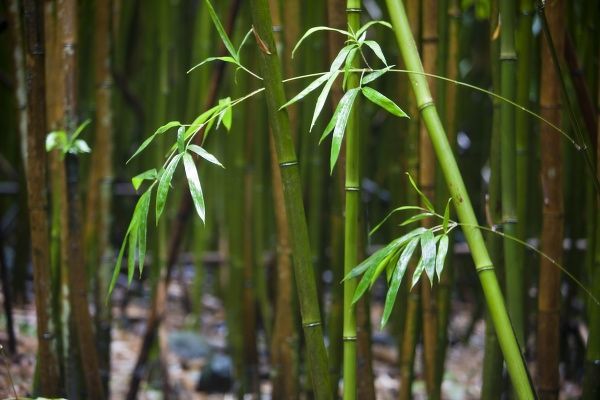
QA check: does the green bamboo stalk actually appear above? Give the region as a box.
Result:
[20,1,62,395]
[249,0,332,398]
[499,0,525,350]
[385,1,534,397]
[342,2,361,399]
[481,2,504,397]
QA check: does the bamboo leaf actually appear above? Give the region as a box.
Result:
[342,47,359,89]
[69,139,91,154]
[355,20,392,37]
[185,105,222,141]
[132,169,158,191]
[127,219,138,285]
[381,236,420,327]
[137,190,152,276]
[410,259,424,289]
[406,172,435,212]
[311,71,340,132]
[217,97,232,131]
[204,0,238,60]
[292,26,351,58]
[127,121,181,164]
[177,126,185,153]
[443,198,451,233]
[237,29,253,55]
[369,205,425,235]
[68,119,91,144]
[280,72,333,109]
[187,144,225,168]
[156,154,182,224]
[361,66,393,85]
[361,86,408,118]
[330,88,360,173]
[436,234,449,281]
[183,153,206,222]
[421,229,437,285]
[363,40,387,65]
[319,102,340,144]
[352,263,379,304]
[156,121,182,135]
[399,212,434,226]
[187,56,239,73]
[46,131,68,152]
[108,228,130,297]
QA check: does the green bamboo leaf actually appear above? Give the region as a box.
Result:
[136,190,152,276]
[68,119,91,144]
[342,47,359,89]
[406,172,435,212]
[330,88,360,173]
[399,212,434,226]
[385,250,402,283]
[381,236,420,327]
[280,72,333,109]
[345,227,426,281]
[361,66,393,85]
[127,218,138,285]
[69,139,91,154]
[183,153,206,222]
[352,263,379,304]
[216,97,232,131]
[177,127,185,153]
[292,26,351,58]
[46,131,68,152]
[185,105,222,140]
[436,234,449,281]
[187,56,239,74]
[311,71,340,132]
[127,121,181,164]
[421,229,437,285]
[237,29,253,55]
[187,144,224,168]
[369,248,402,287]
[204,0,238,60]
[131,169,157,191]
[363,40,387,65]
[319,102,340,144]
[156,154,182,225]
[369,205,425,235]
[107,226,131,297]
[443,198,451,233]
[411,259,424,289]
[361,86,408,118]
[355,20,392,37]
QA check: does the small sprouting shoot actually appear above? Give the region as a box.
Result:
[46,119,92,157]
[279,20,408,173]
[345,173,454,329]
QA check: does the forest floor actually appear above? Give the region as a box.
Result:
[0,275,583,399]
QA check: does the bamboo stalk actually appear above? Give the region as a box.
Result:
[249,0,332,397]
[385,1,534,397]
[537,1,565,398]
[20,0,62,395]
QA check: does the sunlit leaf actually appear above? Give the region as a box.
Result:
[185,106,222,141]
[311,71,340,132]
[370,205,425,235]
[361,66,393,86]
[132,169,157,191]
[204,0,238,60]
[319,102,340,144]
[127,121,181,164]
[69,139,91,154]
[330,88,360,173]
[216,97,233,131]
[136,190,152,276]
[280,72,333,109]
[46,131,67,152]
[363,40,387,65]
[156,154,182,224]
[355,20,392,37]
[183,153,206,222]
[400,212,434,226]
[406,173,435,212]
[187,56,238,74]
[381,236,420,327]
[421,229,437,285]
[436,235,449,281]
[411,259,424,289]
[361,87,408,118]
[292,26,350,58]
[187,144,224,168]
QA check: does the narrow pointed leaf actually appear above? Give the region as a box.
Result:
[188,56,238,73]
[400,212,434,226]
[319,104,340,143]
[436,235,449,281]
[421,229,437,285]
[184,105,223,141]
[363,40,387,65]
[381,236,420,328]
[69,119,91,144]
[406,173,435,212]
[177,127,185,153]
[369,205,425,235]
[352,264,379,304]
[292,26,350,58]
[183,153,206,222]
[137,190,152,276]
[132,169,157,191]
[70,139,91,154]
[362,66,393,85]
[280,72,332,109]
[237,28,253,55]
[156,154,182,224]
[362,86,408,117]
[355,20,392,37]
[108,230,129,297]
[311,71,340,132]
[411,259,425,289]
[187,144,224,168]
[443,199,451,233]
[127,220,138,284]
[204,0,237,59]
[330,88,360,172]
[127,121,181,164]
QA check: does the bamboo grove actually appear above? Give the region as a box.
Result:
[1,0,600,399]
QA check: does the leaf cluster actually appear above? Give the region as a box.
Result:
[346,174,454,328]
[45,119,92,157]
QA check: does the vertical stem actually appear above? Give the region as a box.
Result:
[537,1,565,398]
[249,1,332,398]
[385,1,534,397]
[21,0,62,395]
